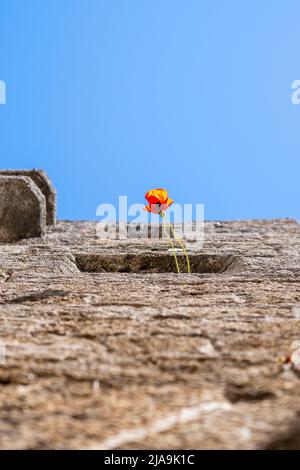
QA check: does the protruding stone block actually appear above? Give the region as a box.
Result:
[0,176,46,242]
[0,169,56,225]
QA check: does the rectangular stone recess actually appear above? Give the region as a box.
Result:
[74,253,240,274]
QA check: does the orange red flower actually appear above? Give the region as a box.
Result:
[144,188,174,214]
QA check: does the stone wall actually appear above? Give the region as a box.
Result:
[0,214,300,449]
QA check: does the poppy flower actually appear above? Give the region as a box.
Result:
[144,188,174,215]
[143,188,190,273]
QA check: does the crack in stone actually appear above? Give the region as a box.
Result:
[5,289,69,304]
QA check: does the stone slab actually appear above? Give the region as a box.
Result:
[0,169,56,225]
[0,176,46,242]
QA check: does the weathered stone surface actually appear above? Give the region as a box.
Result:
[0,169,56,225]
[0,176,46,242]
[0,218,300,449]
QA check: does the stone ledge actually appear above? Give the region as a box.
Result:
[0,169,56,225]
[0,175,46,242]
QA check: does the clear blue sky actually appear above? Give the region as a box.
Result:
[0,0,299,221]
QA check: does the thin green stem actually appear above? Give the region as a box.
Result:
[163,223,180,274]
[161,215,190,274]
[168,222,191,274]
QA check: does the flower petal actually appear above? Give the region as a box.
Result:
[145,188,169,205]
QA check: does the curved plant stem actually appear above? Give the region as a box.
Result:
[163,223,180,274]
[168,222,191,274]
[161,214,191,274]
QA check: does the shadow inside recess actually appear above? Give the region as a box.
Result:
[74,253,242,274]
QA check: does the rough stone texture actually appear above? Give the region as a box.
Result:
[0,218,300,449]
[0,176,46,243]
[0,170,56,225]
